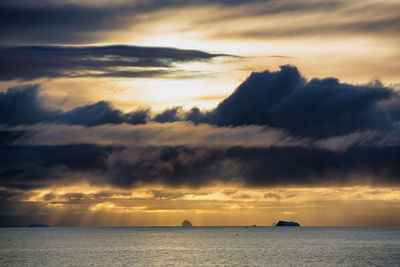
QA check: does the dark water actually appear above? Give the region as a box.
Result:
[1,227,399,266]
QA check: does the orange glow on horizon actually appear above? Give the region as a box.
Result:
[11,184,400,227]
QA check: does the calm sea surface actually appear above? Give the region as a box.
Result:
[1,227,399,266]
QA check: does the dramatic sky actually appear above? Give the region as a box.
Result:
[1,0,400,227]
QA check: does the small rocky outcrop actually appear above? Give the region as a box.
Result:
[181,220,193,227]
[276,221,300,227]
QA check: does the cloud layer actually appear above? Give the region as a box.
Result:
[2,65,400,136]
[1,65,400,190]
[2,1,399,44]
[0,45,227,81]
[210,66,399,137]
[1,143,400,190]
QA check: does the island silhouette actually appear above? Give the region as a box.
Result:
[275,221,300,227]
[181,220,192,227]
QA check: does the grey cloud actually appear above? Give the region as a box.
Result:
[0,45,228,81]
[124,108,151,125]
[153,107,184,123]
[2,65,400,191]
[0,3,137,44]
[0,84,58,124]
[6,0,392,45]
[0,144,117,190]
[264,192,281,201]
[1,144,400,191]
[209,65,400,137]
[2,65,400,139]
[58,101,125,126]
[0,84,151,126]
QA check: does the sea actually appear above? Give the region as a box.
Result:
[1,227,399,266]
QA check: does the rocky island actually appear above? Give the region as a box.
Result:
[181,220,192,227]
[276,221,300,227]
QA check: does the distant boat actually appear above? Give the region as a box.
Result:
[28,223,49,227]
[181,220,192,227]
[250,225,256,227]
[275,221,300,227]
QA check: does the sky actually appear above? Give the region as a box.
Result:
[1,0,400,227]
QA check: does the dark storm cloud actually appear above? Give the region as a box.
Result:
[0,144,117,190]
[0,3,139,44]
[2,65,400,190]
[153,107,183,123]
[59,101,152,126]
[2,65,400,136]
[0,45,227,81]
[185,107,207,125]
[104,145,400,187]
[210,65,399,137]
[0,84,151,126]
[124,108,151,125]
[0,84,58,124]
[1,144,400,191]
[58,101,125,126]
